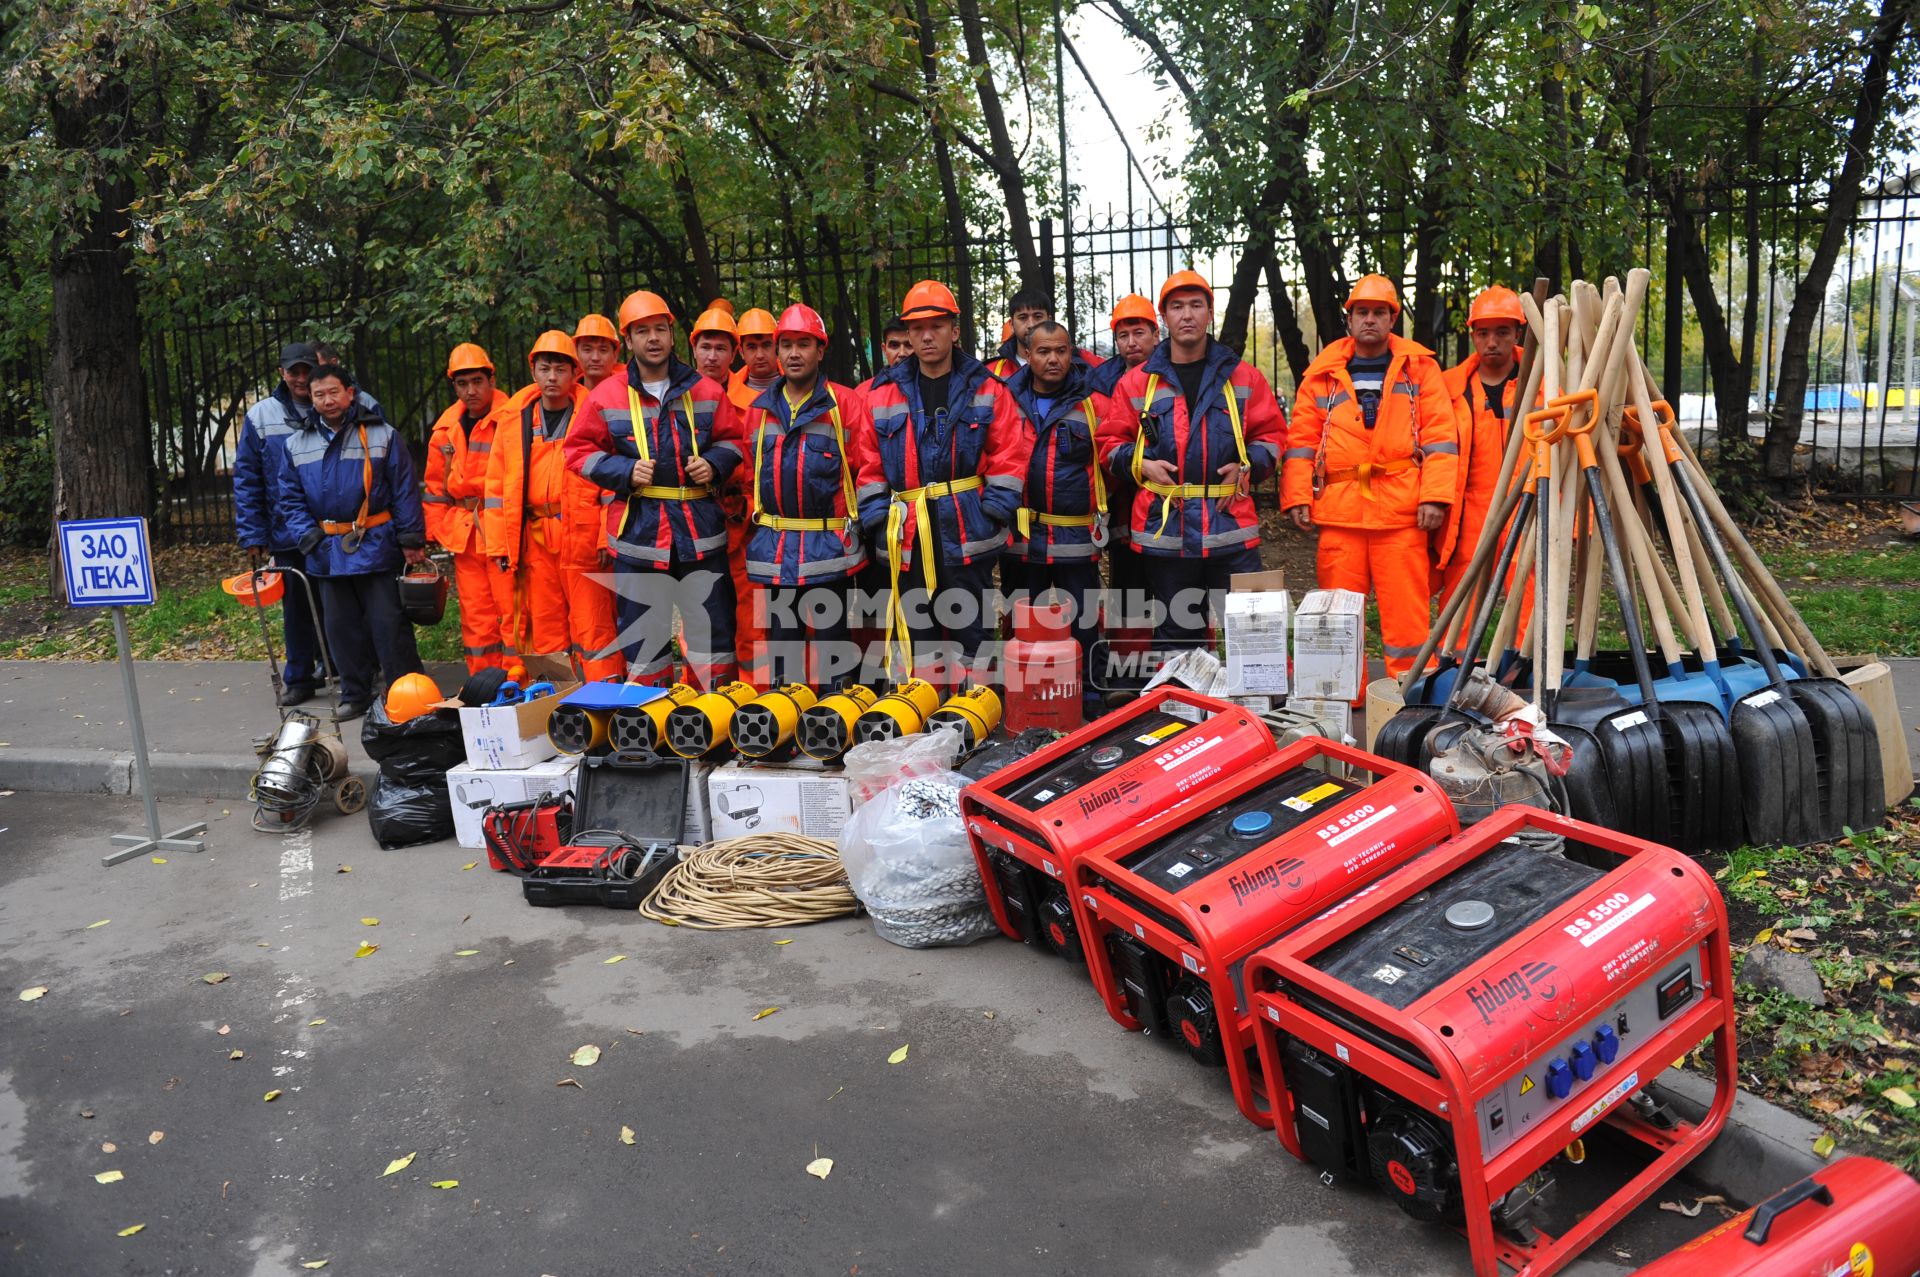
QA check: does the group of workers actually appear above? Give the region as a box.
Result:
[234,269,1531,720]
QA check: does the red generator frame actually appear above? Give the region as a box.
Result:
[959,688,1279,964]
[1071,737,1458,1126]
[1246,805,1737,1277]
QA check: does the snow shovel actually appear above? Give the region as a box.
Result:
[1554,407,1743,853]
[1655,412,1885,842]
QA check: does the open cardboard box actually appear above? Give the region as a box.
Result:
[448,655,581,770]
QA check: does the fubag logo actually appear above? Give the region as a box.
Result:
[1078,778,1143,817]
[1465,960,1558,1026]
[1228,857,1309,906]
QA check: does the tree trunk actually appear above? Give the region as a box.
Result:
[671,160,721,307]
[952,0,1043,290]
[1412,0,1476,349]
[1764,0,1917,483]
[1667,180,1750,457]
[1534,35,1569,293]
[46,46,152,590]
[1263,241,1312,385]
[913,0,978,350]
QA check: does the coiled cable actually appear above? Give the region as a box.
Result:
[639,834,858,928]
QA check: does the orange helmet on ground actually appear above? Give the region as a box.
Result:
[446,343,493,379]
[1110,294,1157,329]
[708,298,736,317]
[735,308,777,339]
[1345,273,1402,315]
[1157,270,1213,310]
[526,329,578,368]
[775,304,828,344]
[617,290,674,333]
[385,672,443,723]
[691,308,738,341]
[900,279,960,322]
[574,314,619,345]
[1467,285,1525,329]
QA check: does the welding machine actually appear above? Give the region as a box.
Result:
[1246,805,1736,1277]
[959,688,1279,962]
[1071,737,1457,1125]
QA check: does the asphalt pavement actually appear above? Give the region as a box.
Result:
[0,789,1736,1277]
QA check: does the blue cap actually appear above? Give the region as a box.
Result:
[1229,811,1273,838]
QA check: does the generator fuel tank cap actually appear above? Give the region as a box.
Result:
[1445,899,1496,931]
[1090,745,1125,770]
[1229,810,1275,839]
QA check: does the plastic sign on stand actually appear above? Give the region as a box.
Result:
[58,517,208,867]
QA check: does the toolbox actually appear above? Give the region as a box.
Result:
[521,749,687,909]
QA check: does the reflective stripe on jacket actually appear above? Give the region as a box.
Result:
[423,388,509,556]
[741,379,879,585]
[565,358,743,567]
[1006,362,1110,563]
[1094,338,1286,557]
[1281,335,1459,531]
[1438,353,1524,571]
[482,382,601,569]
[271,402,423,577]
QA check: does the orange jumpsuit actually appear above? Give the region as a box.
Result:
[424,388,510,671]
[1283,335,1459,679]
[725,368,779,679]
[481,383,624,680]
[1438,354,1528,617]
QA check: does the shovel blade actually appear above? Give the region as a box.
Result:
[1653,701,1745,853]
[1730,690,1823,848]
[1547,722,1618,828]
[1789,678,1887,839]
[1373,704,1448,769]
[1592,710,1671,843]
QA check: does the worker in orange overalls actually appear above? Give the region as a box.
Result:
[482,330,623,681]
[1437,286,1528,610]
[1282,274,1458,679]
[423,343,511,671]
[574,314,622,393]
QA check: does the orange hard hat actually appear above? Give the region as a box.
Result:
[690,307,738,341]
[708,298,736,317]
[1110,294,1157,330]
[617,290,674,333]
[573,314,619,345]
[446,342,493,379]
[900,279,960,322]
[1467,285,1526,329]
[385,672,443,724]
[1157,270,1213,310]
[526,329,578,368]
[775,304,828,344]
[1345,273,1401,315]
[734,308,777,339]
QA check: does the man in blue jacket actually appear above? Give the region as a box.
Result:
[271,364,426,721]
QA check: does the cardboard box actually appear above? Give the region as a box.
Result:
[708,761,852,841]
[1284,697,1356,747]
[446,756,578,849]
[1293,589,1366,701]
[457,680,580,770]
[1224,575,1290,696]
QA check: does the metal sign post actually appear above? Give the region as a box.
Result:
[57,517,208,867]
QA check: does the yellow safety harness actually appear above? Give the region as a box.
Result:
[1131,373,1247,531]
[321,424,391,550]
[751,385,858,534]
[1015,396,1107,540]
[625,384,710,502]
[884,474,984,678]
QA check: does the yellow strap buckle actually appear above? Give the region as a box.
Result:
[883,475,986,678]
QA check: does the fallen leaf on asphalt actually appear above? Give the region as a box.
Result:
[263,1090,281,1102]
[461,862,478,871]
[229,1051,244,1061]
[1885,1086,1917,1109]
[454,950,478,957]
[117,1224,144,1237]
[805,1157,833,1180]
[503,960,515,965]
[353,943,378,958]
[18,986,47,1002]
[381,1152,416,1177]
[1658,1200,1702,1217]
[218,1025,230,1035]
[80,1109,94,1119]
[360,917,379,927]
[335,866,349,874]
[101,1142,116,1153]
[300,1262,328,1270]
[603,954,627,965]
[753,1007,779,1021]
[555,1077,583,1089]
[95,1170,124,1184]
[982,1012,996,1020]
[619,1126,636,1145]
[887,1044,909,1065]
[571,1044,601,1067]
[308,1019,326,1026]
[148,1132,163,1145]
[1813,1133,1837,1158]
[87,919,110,929]
[430,1179,459,1189]
[202,972,230,984]
[150,857,166,864]
[773,938,793,945]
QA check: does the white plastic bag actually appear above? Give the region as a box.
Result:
[842,726,966,807]
[837,769,998,948]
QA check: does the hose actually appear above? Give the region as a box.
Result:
[639,834,859,929]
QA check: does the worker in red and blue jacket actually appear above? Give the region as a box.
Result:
[856,279,1030,689]
[1088,295,1159,644]
[270,363,425,722]
[739,304,880,688]
[565,289,746,688]
[1095,270,1287,648]
[987,286,1103,379]
[1005,320,1111,714]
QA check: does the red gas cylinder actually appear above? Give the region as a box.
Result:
[1003,599,1082,733]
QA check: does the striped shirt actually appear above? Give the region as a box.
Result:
[1348,352,1390,429]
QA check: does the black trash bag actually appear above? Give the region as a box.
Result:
[367,773,454,849]
[360,700,466,783]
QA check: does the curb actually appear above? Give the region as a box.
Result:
[0,748,277,801]
[1652,1069,1832,1206]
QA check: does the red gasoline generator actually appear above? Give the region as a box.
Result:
[1070,737,1458,1126]
[1630,1155,1920,1276]
[1247,805,1736,1277]
[959,688,1279,964]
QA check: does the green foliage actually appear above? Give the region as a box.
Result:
[0,436,53,547]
